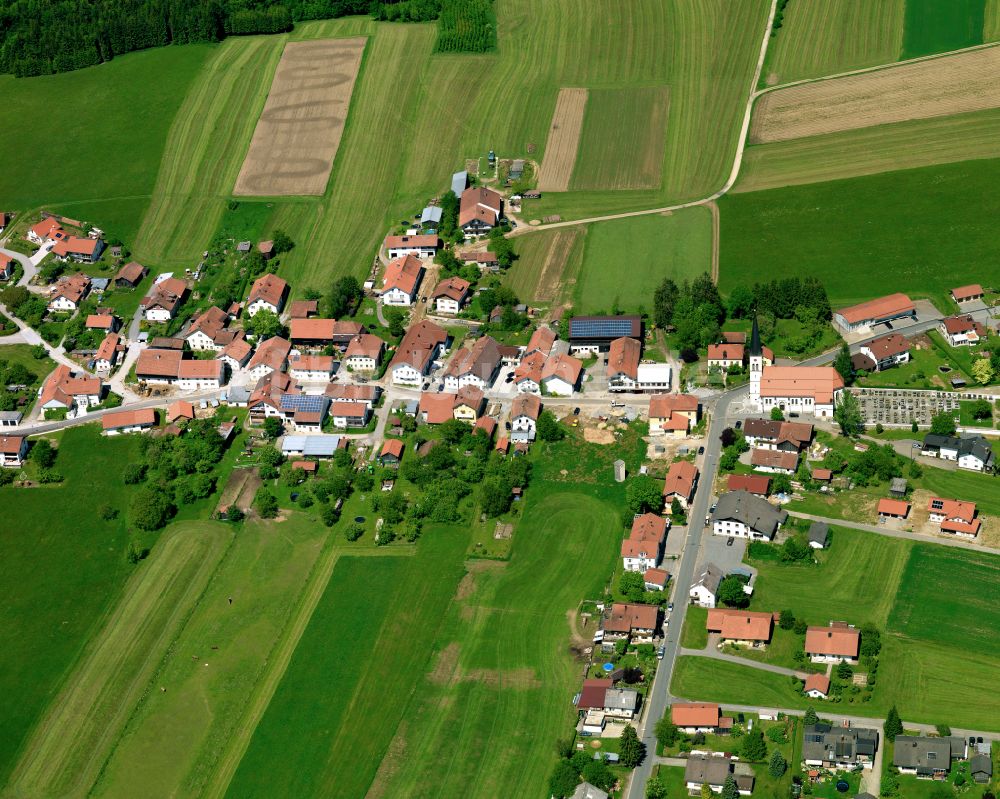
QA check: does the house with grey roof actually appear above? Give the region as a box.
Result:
[601,688,639,719]
[711,490,788,541]
[922,433,994,472]
[684,754,754,795]
[971,752,992,783]
[420,206,443,227]
[802,723,879,770]
[807,521,830,549]
[451,170,468,196]
[571,782,608,799]
[893,735,966,778]
[690,562,725,608]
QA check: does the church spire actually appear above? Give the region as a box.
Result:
[749,314,762,357]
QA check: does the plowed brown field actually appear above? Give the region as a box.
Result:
[536,88,588,192]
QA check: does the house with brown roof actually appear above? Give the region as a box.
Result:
[459,186,503,235]
[643,567,670,592]
[513,350,546,394]
[805,622,860,663]
[431,276,470,314]
[726,474,770,496]
[93,332,122,372]
[142,277,188,322]
[444,335,505,391]
[389,320,449,385]
[804,672,831,700]
[219,337,253,371]
[607,337,642,391]
[248,371,295,420]
[47,273,91,312]
[329,400,370,429]
[474,415,497,439]
[185,306,231,351]
[324,382,381,407]
[52,235,103,263]
[289,318,363,348]
[102,408,157,435]
[114,262,148,288]
[27,217,66,244]
[648,393,699,437]
[751,447,798,475]
[343,334,385,372]
[877,498,910,521]
[603,602,658,643]
[0,252,14,281]
[525,325,556,357]
[419,392,458,425]
[927,497,981,538]
[663,459,698,509]
[951,284,984,304]
[743,418,813,451]
[858,333,910,371]
[247,273,288,317]
[246,336,291,381]
[621,512,667,572]
[379,438,404,466]
[167,400,196,422]
[453,385,485,421]
[707,343,745,370]
[684,755,754,796]
[510,393,542,442]
[136,348,183,383]
[38,365,103,411]
[384,233,439,260]
[176,359,227,391]
[833,293,915,334]
[288,299,318,318]
[258,240,275,260]
[461,250,500,271]
[939,314,987,347]
[671,703,724,734]
[381,254,424,307]
[706,608,774,647]
[289,354,336,383]
[0,435,29,467]
[541,352,583,396]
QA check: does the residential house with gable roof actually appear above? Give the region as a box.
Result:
[384,233,439,260]
[663,459,698,509]
[389,320,449,385]
[621,513,667,572]
[443,335,505,391]
[142,277,188,322]
[381,254,424,306]
[648,393,699,436]
[805,622,860,663]
[939,315,987,347]
[343,334,385,372]
[927,497,981,538]
[856,333,910,372]
[246,273,288,317]
[711,490,788,540]
[459,186,503,236]
[510,393,541,442]
[47,273,91,312]
[431,276,471,314]
[690,562,725,608]
[541,352,583,396]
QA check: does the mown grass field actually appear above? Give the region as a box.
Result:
[91,515,328,799]
[720,158,1000,308]
[677,535,1000,731]
[0,426,140,785]
[764,0,904,85]
[0,45,211,245]
[734,107,1000,193]
[504,226,586,305]
[570,86,671,190]
[7,522,234,798]
[901,0,984,59]
[572,208,713,314]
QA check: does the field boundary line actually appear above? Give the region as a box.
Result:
[200,536,346,799]
[708,200,720,283]
[512,0,778,234]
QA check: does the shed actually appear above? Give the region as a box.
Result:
[281,435,342,457]
[889,477,907,497]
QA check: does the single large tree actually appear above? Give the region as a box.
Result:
[625,474,663,515]
[720,775,741,799]
[653,277,678,328]
[885,705,903,742]
[718,575,750,609]
[804,706,819,726]
[645,775,667,799]
[833,342,855,384]
[834,390,864,437]
[768,749,787,778]
[655,715,679,748]
[740,728,767,762]
[929,411,957,437]
[547,759,578,798]
[536,410,565,441]
[618,724,645,768]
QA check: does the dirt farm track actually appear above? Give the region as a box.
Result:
[234,37,366,196]
[751,44,1000,144]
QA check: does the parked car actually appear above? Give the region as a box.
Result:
[698,446,705,455]
[657,646,665,660]
[735,420,742,429]
[667,602,674,612]
[727,536,735,546]
[573,407,580,415]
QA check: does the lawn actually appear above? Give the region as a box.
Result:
[901,0,984,60]
[959,399,995,428]
[763,0,904,85]
[919,467,1000,516]
[571,208,712,315]
[720,157,1000,309]
[735,107,1000,193]
[570,86,671,190]
[91,514,329,799]
[748,527,909,627]
[0,426,141,784]
[0,44,212,245]
[680,605,708,649]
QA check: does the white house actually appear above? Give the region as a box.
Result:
[389,321,448,386]
[540,353,583,396]
[431,276,470,315]
[381,254,424,307]
[289,355,336,383]
[47,273,91,313]
[443,335,505,391]
[342,334,384,372]
[922,434,994,472]
[384,233,439,260]
[93,333,121,372]
[0,435,29,467]
[857,333,910,372]
[246,273,288,317]
[711,490,788,541]
[939,315,986,347]
[102,408,157,435]
[142,276,188,322]
[510,393,541,442]
[621,513,667,572]
[690,563,724,608]
[185,306,230,351]
[175,360,226,391]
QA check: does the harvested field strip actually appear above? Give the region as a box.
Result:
[91,516,328,799]
[751,44,1000,144]
[536,88,588,192]
[505,226,585,304]
[764,0,904,84]
[902,0,984,59]
[7,523,232,798]
[735,106,1000,192]
[234,38,367,197]
[133,36,286,266]
[570,86,670,190]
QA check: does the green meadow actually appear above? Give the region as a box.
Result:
[902,0,984,59]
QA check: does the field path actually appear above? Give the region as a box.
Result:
[708,200,720,283]
[6,524,233,798]
[200,542,412,799]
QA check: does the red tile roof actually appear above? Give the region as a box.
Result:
[86,314,116,329]
[726,474,770,495]
[0,435,26,455]
[384,233,439,250]
[420,391,457,424]
[380,439,404,459]
[390,320,448,374]
[663,459,697,500]
[541,352,583,386]
[805,623,860,658]
[511,392,541,421]
[95,332,120,362]
[836,293,914,325]
[288,299,319,318]
[643,567,670,587]
[804,673,830,695]
[344,334,384,361]
[621,512,668,559]
[877,498,910,517]
[102,408,156,430]
[707,343,744,362]
[760,366,844,405]
[671,703,720,728]
[928,497,977,523]
[525,326,556,356]
[52,236,99,257]
[143,277,187,313]
[751,448,798,471]
[136,348,183,378]
[863,333,910,360]
[649,393,699,418]
[167,400,195,421]
[951,284,984,301]
[115,262,147,284]
[608,336,641,380]
[382,254,424,296]
[246,336,291,373]
[706,609,774,642]
[248,273,288,308]
[432,276,471,302]
[604,602,658,634]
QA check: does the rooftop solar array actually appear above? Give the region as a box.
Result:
[279,394,328,413]
[568,316,641,339]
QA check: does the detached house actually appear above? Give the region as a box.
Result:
[142,277,188,322]
[329,400,370,430]
[453,385,485,421]
[94,332,122,372]
[607,337,641,391]
[540,352,583,396]
[894,736,966,779]
[602,603,658,643]
[922,433,994,472]
[743,419,813,452]
[52,235,103,263]
[47,273,91,312]
[856,333,910,372]
[459,186,503,236]
[805,622,860,664]
[621,513,667,572]
[727,474,770,496]
[185,306,231,351]
[510,393,541,443]
[431,276,470,314]
[444,335,505,391]
[0,253,14,281]
[38,365,103,412]
[684,755,755,796]
[525,325,556,358]
[648,393,699,436]
[289,318,363,349]
[802,723,879,770]
[927,497,981,538]
[711,490,787,540]
[246,274,288,317]
[939,315,986,346]
[689,563,725,608]
[662,460,698,510]
[671,703,726,734]
[384,233,439,260]
[102,408,157,435]
[381,254,424,307]
[513,350,546,394]
[27,217,66,244]
[289,354,336,383]
[245,336,291,381]
[114,262,148,288]
[343,334,385,372]
[389,320,448,385]
[0,435,29,467]
[750,448,798,475]
[706,608,774,647]
[277,394,332,432]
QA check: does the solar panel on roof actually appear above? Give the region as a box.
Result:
[569,317,638,338]
[280,394,326,413]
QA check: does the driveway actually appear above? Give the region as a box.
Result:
[700,527,751,577]
[678,647,809,680]
[863,436,956,470]
[0,247,36,287]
